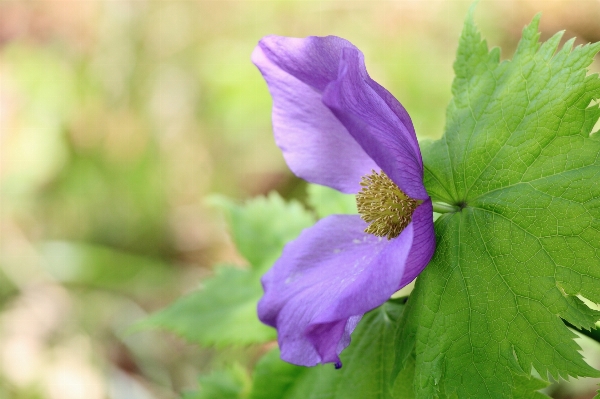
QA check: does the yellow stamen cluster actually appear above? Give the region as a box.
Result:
[356,170,419,240]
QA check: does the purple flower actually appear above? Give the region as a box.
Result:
[252,35,435,368]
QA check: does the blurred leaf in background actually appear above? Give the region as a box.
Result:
[138,193,314,348]
[209,193,315,271]
[139,265,275,347]
[182,364,251,399]
[306,184,357,219]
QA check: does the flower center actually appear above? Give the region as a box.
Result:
[355,170,419,240]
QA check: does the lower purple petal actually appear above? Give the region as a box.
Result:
[398,198,436,287]
[258,214,416,366]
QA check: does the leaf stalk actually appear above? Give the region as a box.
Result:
[432,202,460,214]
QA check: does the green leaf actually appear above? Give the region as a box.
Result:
[138,266,275,346]
[210,192,315,270]
[250,300,414,399]
[509,374,550,399]
[182,364,250,399]
[306,184,357,218]
[398,8,600,398]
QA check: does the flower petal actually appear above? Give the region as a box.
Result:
[322,47,428,200]
[258,214,416,366]
[252,36,378,193]
[398,198,436,287]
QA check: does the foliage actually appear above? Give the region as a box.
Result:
[395,9,600,398]
[185,9,600,399]
[7,1,600,398]
[147,11,600,397]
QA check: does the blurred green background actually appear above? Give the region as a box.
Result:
[1,1,600,398]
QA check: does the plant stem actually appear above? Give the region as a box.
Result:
[432,202,460,214]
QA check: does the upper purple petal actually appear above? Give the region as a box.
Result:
[322,47,428,200]
[258,214,420,367]
[252,36,378,193]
